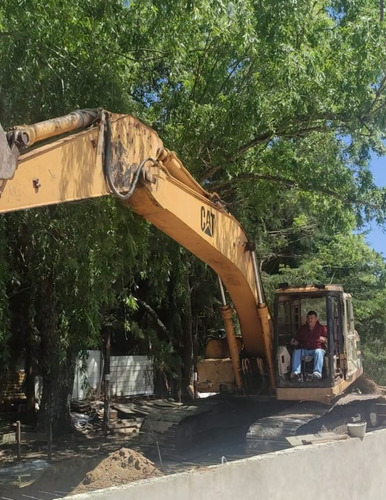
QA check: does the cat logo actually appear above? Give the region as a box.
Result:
[200,206,215,237]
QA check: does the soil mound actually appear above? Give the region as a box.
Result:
[349,375,384,395]
[72,447,161,494]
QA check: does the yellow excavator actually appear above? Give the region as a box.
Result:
[0,109,376,457]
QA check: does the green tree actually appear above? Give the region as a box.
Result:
[1,0,386,434]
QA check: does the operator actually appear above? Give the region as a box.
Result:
[290,310,327,382]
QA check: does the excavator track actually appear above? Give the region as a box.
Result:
[246,394,386,455]
[246,402,328,454]
[139,389,386,461]
[139,397,294,459]
[139,401,216,459]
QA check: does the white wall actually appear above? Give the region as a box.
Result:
[72,351,153,399]
[65,428,386,500]
[72,350,102,400]
[110,355,153,397]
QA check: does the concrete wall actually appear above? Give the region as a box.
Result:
[65,428,386,500]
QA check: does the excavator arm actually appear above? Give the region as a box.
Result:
[0,109,274,389]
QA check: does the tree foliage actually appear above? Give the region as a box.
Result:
[0,0,385,429]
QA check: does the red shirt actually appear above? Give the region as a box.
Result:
[295,321,327,350]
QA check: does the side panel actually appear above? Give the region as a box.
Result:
[276,366,363,403]
[0,115,163,212]
[0,128,106,211]
[196,359,235,393]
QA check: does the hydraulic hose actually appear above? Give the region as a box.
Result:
[102,112,157,201]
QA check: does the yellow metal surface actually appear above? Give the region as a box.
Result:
[10,109,100,147]
[205,337,243,359]
[276,367,364,404]
[276,284,344,294]
[158,149,212,199]
[0,114,163,212]
[0,128,106,210]
[196,358,235,393]
[220,305,243,391]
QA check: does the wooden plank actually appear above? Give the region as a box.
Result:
[1,432,16,445]
[1,431,46,445]
[112,403,148,417]
[286,432,348,447]
[108,422,141,429]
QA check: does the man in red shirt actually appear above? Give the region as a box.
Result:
[290,310,327,382]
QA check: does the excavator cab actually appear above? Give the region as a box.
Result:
[274,284,363,403]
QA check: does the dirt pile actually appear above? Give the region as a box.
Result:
[71,447,162,494]
[349,375,385,395]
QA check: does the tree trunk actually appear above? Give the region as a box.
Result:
[35,275,76,436]
[103,329,111,436]
[24,348,37,424]
[181,271,194,400]
[9,285,37,424]
[38,358,76,436]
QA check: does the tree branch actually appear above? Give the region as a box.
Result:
[367,74,386,117]
[136,297,171,340]
[189,36,215,102]
[215,172,382,211]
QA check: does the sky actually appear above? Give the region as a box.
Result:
[365,153,386,257]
